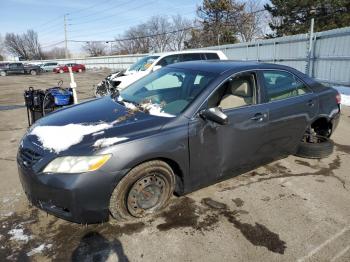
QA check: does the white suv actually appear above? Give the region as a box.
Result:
[111,50,227,90]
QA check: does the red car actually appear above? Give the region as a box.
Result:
[53,63,86,73]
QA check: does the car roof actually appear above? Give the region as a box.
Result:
[150,50,223,57]
[167,60,296,74]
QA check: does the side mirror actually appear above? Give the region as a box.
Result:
[200,107,228,125]
[152,65,162,72]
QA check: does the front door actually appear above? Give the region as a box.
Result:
[188,71,270,190]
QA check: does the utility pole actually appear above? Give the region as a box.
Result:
[64,14,69,58]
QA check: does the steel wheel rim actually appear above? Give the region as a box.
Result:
[127,173,166,217]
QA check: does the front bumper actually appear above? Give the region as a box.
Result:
[17,155,125,224]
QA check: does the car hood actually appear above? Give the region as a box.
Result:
[113,71,148,89]
[26,97,173,155]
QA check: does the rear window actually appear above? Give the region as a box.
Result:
[204,53,220,60]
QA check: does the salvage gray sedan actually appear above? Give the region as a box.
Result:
[17,61,340,223]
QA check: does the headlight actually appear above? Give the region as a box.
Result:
[43,154,111,174]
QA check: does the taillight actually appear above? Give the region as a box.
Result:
[336,93,341,104]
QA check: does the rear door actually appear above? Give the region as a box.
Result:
[259,70,317,158]
[188,71,270,190]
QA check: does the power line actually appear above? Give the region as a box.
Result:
[41,41,65,49]
[68,26,201,43]
[70,0,157,26]
[69,0,137,21]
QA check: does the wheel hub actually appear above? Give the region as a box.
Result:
[127,174,166,217]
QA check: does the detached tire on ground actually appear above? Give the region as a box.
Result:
[109,160,175,221]
[295,136,334,159]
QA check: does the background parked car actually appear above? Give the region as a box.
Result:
[94,50,228,97]
[40,62,59,72]
[0,62,41,76]
[53,63,86,73]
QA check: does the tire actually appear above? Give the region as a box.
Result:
[295,136,334,159]
[109,160,175,221]
[0,71,6,77]
[30,70,37,76]
[59,69,64,74]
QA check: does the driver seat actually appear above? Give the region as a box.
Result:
[219,78,252,109]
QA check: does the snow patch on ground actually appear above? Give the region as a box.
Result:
[333,86,350,106]
[26,244,52,256]
[8,228,31,243]
[31,123,112,153]
[93,137,128,148]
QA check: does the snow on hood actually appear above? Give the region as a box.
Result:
[93,137,128,148]
[118,96,175,118]
[140,102,175,118]
[333,86,350,106]
[30,123,112,153]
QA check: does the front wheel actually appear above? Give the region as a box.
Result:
[30,70,37,76]
[0,71,6,76]
[109,160,175,221]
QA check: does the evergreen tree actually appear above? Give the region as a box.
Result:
[265,0,350,37]
[187,0,245,47]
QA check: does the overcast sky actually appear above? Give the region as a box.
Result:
[0,0,202,53]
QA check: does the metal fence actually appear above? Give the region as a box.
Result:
[30,26,350,86]
[206,26,350,86]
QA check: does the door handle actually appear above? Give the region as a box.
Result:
[307,100,315,107]
[250,113,266,122]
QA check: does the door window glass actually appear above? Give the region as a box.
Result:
[262,71,311,101]
[208,73,256,110]
[180,53,202,62]
[156,55,180,67]
[205,53,220,60]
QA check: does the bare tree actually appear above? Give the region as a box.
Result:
[116,24,151,54]
[5,30,43,60]
[82,41,106,57]
[23,30,43,59]
[0,34,5,60]
[168,15,193,51]
[147,16,173,52]
[5,33,29,60]
[43,47,67,59]
[236,0,267,42]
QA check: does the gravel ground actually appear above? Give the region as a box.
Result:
[0,71,349,262]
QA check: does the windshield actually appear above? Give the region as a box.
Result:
[119,67,217,116]
[128,55,159,71]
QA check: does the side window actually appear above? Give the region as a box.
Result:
[180,53,202,62]
[205,53,220,60]
[156,55,180,67]
[9,64,17,69]
[262,70,311,102]
[208,73,256,110]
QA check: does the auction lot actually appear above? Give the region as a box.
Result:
[0,71,350,261]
